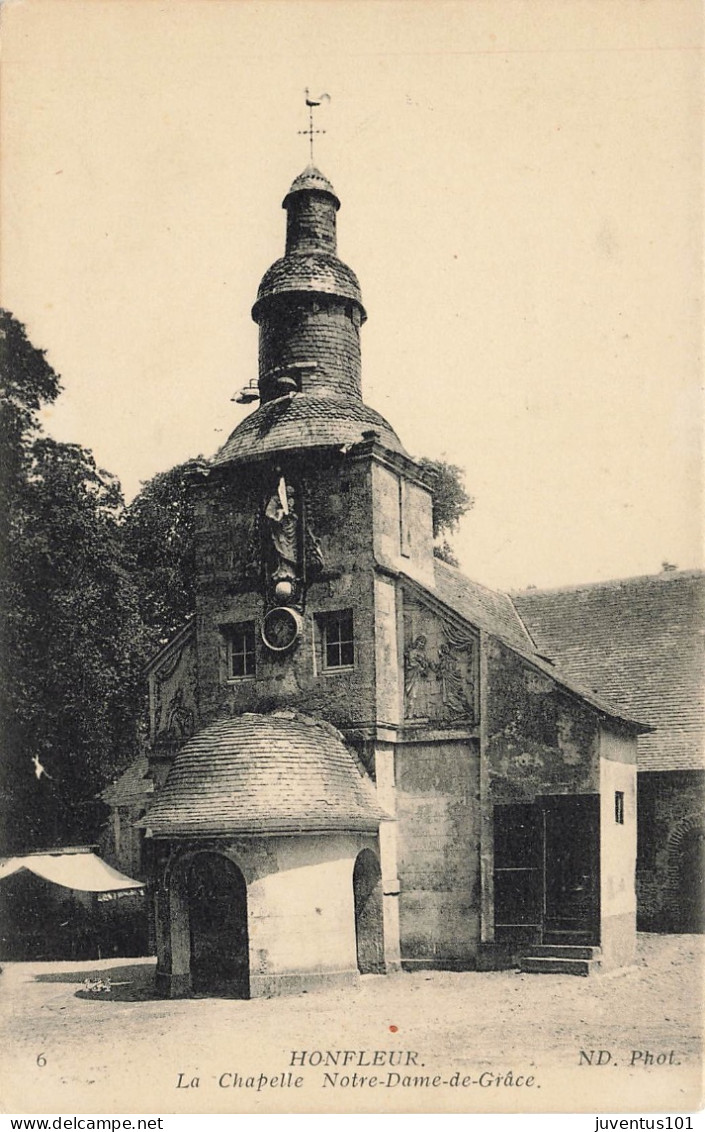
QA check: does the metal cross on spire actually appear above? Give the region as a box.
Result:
[298,89,330,162]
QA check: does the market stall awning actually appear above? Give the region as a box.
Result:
[0,851,144,892]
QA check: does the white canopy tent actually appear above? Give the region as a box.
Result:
[0,850,144,893]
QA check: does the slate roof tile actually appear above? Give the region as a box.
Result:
[141,712,388,838]
[405,561,645,728]
[101,754,154,807]
[284,165,340,207]
[213,392,406,465]
[432,559,535,653]
[512,570,705,771]
[253,253,364,318]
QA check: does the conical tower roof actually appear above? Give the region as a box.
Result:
[283,164,340,208]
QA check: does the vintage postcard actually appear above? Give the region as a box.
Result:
[0,0,702,1119]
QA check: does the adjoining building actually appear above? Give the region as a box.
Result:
[132,163,649,997]
[513,569,705,934]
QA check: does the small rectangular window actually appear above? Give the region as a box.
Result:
[615,790,625,825]
[321,611,354,671]
[228,623,256,680]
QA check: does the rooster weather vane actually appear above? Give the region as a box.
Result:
[299,89,331,162]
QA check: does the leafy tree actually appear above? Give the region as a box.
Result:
[0,312,144,853]
[432,538,461,569]
[417,457,474,566]
[0,311,62,570]
[120,461,198,649]
[0,311,65,849]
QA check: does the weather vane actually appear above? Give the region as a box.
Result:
[298,89,331,163]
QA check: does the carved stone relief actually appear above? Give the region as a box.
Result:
[302,481,326,575]
[166,687,195,739]
[305,520,325,573]
[403,606,477,723]
[151,634,198,743]
[242,512,261,580]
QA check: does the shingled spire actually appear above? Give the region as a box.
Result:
[214,168,404,466]
[251,166,367,406]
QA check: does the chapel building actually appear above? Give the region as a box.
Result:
[139,164,647,997]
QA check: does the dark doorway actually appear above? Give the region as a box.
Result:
[187,853,249,998]
[672,826,705,933]
[493,803,543,944]
[0,872,96,961]
[353,849,384,974]
[543,795,600,943]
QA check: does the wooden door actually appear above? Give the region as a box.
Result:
[493,803,543,943]
[543,795,600,943]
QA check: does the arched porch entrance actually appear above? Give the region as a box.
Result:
[353,849,384,974]
[186,853,250,997]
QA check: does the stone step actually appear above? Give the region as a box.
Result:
[529,944,601,960]
[543,930,595,943]
[519,955,601,976]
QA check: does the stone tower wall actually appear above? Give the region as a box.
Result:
[190,453,382,730]
[258,296,362,401]
[285,189,337,255]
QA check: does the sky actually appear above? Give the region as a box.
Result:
[1,0,702,591]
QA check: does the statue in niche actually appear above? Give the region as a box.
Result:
[264,475,299,602]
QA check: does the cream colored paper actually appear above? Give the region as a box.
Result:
[0,0,702,1116]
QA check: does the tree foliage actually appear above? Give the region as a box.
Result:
[120,462,198,650]
[417,457,474,565]
[0,312,144,853]
[0,312,62,571]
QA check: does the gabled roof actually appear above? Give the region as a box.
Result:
[101,754,154,808]
[512,570,705,771]
[400,560,648,731]
[144,616,195,676]
[141,711,389,838]
[432,559,535,653]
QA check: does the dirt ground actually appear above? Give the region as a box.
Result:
[1,934,702,1116]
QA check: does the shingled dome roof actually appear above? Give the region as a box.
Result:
[141,712,389,837]
[252,253,365,321]
[213,392,406,465]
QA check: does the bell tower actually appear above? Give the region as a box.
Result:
[252,165,366,405]
[147,133,448,993]
[189,144,435,734]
